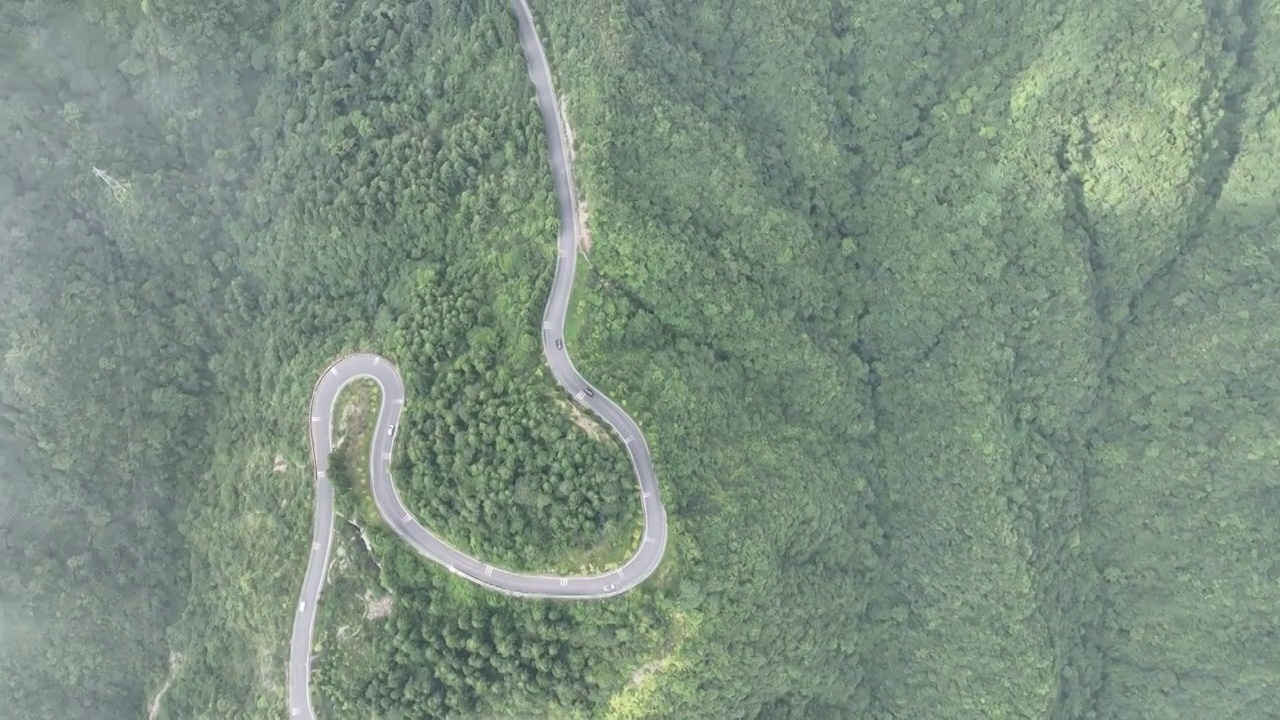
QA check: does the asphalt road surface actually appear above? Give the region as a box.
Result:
[286,2,668,717]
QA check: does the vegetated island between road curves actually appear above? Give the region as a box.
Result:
[285,1,669,718]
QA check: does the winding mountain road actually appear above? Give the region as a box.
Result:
[285,1,667,717]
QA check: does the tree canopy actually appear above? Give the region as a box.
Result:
[2,0,1278,718]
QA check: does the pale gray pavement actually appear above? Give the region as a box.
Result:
[285,2,667,717]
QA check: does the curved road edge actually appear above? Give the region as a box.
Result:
[286,3,667,718]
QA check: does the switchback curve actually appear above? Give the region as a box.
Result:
[285,2,667,718]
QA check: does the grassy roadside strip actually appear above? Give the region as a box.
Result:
[328,379,383,526]
[310,379,393,716]
[561,266,592,348]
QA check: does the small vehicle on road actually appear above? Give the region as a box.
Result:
[387,424,395,436]
[602,583,616,592]
[298,601,306,612]
[555,338,563,349]
[584,387,595,398]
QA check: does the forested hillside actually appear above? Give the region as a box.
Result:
[2,0,647,716]
[1,0,267,715]
[2,0,1278,719]
[535,0,1280,717]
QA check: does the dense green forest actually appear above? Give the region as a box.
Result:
[2,0,1279,718]
[537,0,1280,716]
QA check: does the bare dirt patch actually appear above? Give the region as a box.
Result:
[346,517,384,571]
[630,659,664,687]
[558,93,593,254]
[577,197,594,254]
[256,642,283,703]
[559,94,577,162]
[557,398,609,443]
[272,453,288,473]
[334,379,378,450]
[362,590,394,620]
[146,651,183,720]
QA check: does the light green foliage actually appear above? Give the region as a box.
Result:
[1085,13,1280,714]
